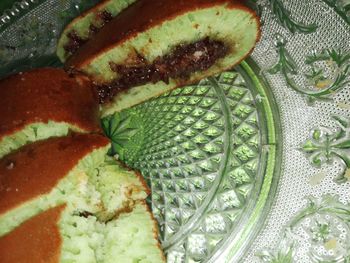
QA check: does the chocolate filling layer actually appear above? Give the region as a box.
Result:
[97,37,228,104]
[64,11,113,55]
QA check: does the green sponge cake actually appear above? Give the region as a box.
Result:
[0,68,101,159]
[57,0,136,62]
[0,133,149,237]
[61,202,164,263]
[0,133,161,262]
[63,0,260,117]
[0,202,164,263]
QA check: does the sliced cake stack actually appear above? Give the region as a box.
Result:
[0,0,262,261]
[0,68,164,263]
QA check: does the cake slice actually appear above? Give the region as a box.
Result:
[0,133,149,236]
[57,0,137,62]
[0,68,100,159]
[0,202,164,263]
[63,0,260,117]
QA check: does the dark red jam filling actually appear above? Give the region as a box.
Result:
[77,211,94,218]
[64,31,87,56]
[97,37,228,104]
[64,11,113,55]
[98,10,113,23]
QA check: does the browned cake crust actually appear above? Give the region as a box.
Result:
[0,205,65,263]
[0,134,109,215]
[66,0,256,68]
[140,200,166,262]
[0,68,100,140]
